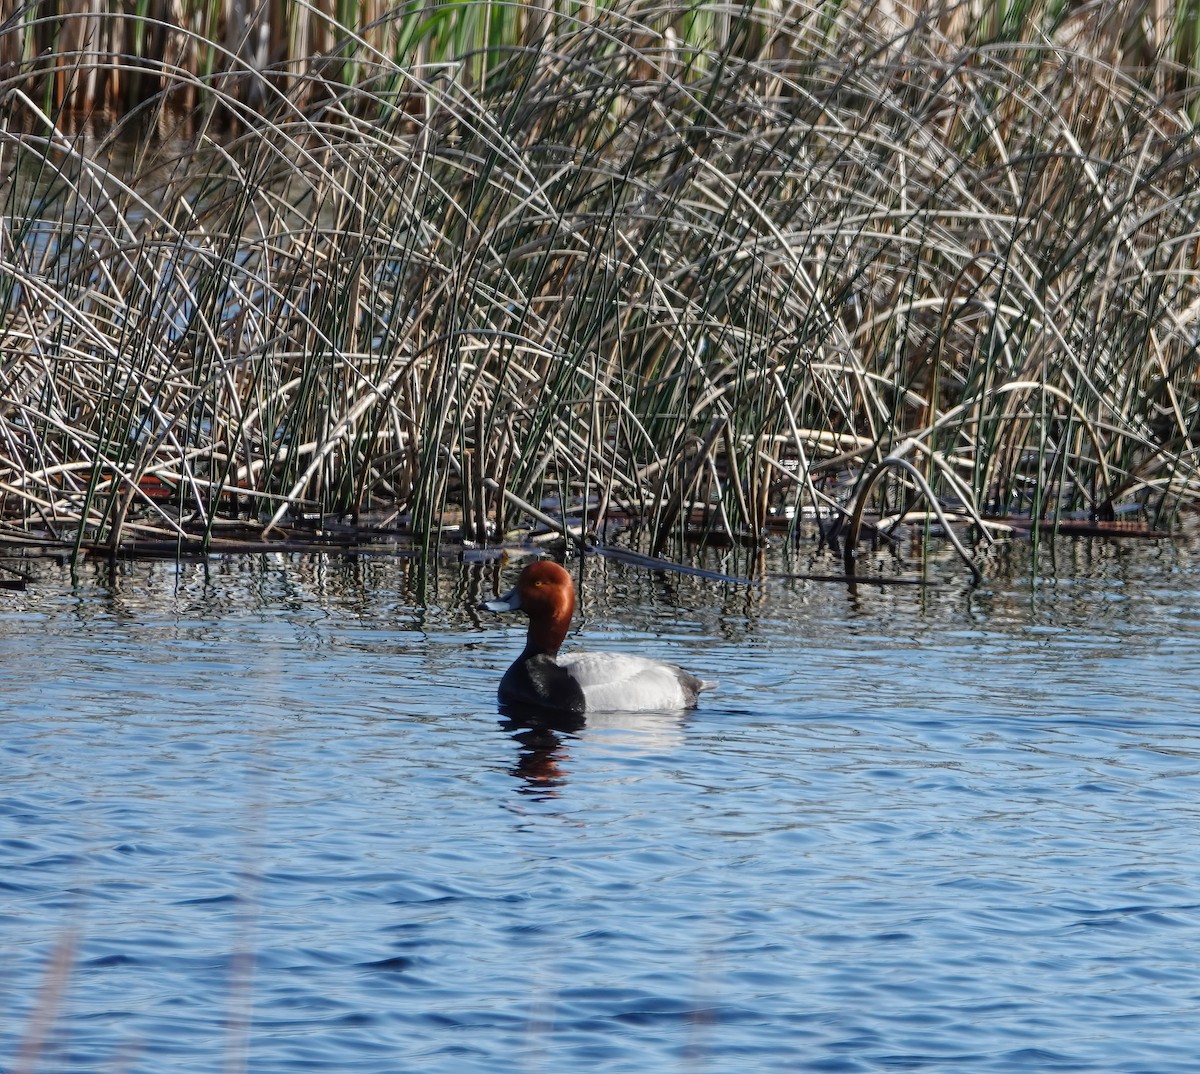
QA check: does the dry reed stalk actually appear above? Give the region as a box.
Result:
[0,1,1197,567]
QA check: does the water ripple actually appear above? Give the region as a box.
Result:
[2,551,1200,1072]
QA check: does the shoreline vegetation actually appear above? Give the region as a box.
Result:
[1,1,1199,581]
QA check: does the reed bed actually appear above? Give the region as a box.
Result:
[1,0,1199,566]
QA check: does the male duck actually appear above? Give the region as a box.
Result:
[480,560,716,715]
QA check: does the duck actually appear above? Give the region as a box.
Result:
[479,560,716,715]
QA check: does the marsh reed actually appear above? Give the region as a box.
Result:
[1,0,1199,565]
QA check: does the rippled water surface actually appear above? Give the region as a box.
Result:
[3,541,1200,1073]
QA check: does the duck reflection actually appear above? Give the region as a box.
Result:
[499,703,688,797]
[500,703,582,796]
[502,722,573,795]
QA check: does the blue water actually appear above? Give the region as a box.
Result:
[2,542,1199,1073]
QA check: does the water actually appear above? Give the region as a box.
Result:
[2,541,1199,1073]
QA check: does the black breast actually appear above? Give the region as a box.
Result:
[498,652,587,716]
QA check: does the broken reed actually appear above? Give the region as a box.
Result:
[0,0,1199,558]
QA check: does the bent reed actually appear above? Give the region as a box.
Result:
[1,0,1199,564]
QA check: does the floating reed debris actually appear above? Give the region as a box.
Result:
[0,1,1198,568]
